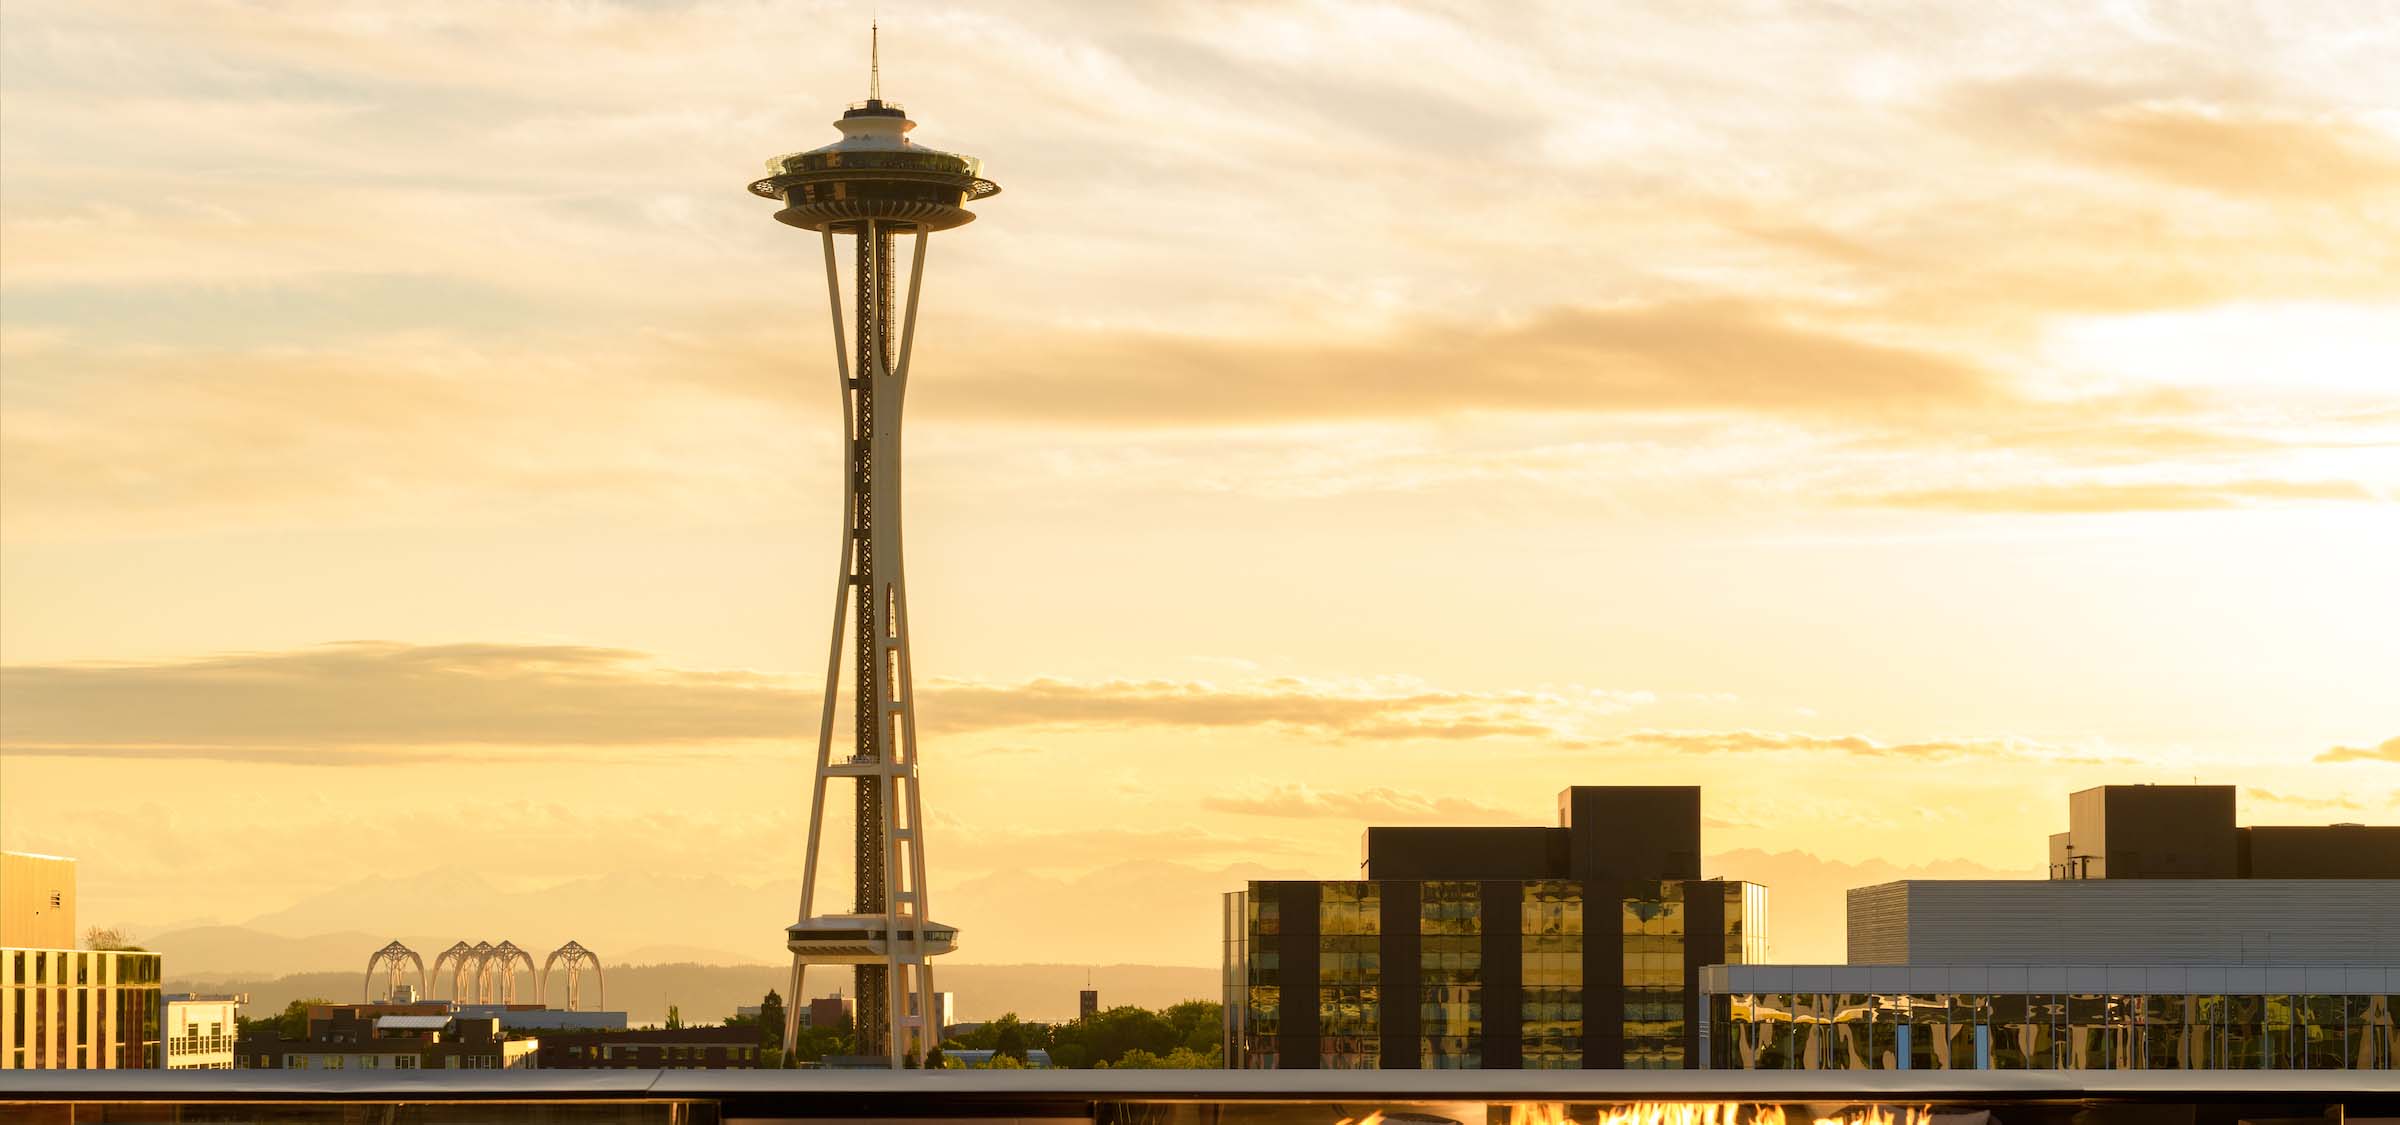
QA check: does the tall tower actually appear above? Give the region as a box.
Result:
[750,31,998,1068]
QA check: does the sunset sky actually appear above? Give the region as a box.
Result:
[3,1,2396,972]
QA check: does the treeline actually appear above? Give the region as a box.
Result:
[726,993,1221,1069]
[946,1001,1219,1068]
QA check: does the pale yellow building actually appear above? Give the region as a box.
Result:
[163,994,243,1069]
[1,851,165,1069]
[2,852,78,950]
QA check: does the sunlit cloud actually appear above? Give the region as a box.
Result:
[2244,788,2369,813]
[1581,729,2119,765]
[0,641,1663,759]
[2317,736,2400,765]
[1849,478,2384,514]
[1203,784,1521,822]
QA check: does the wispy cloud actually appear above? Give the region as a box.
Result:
[1579,728,2116,764]
[2316,736,2400,765]
[2244,787,2368,813]
[2,641,2144,768]
[0,642,802,755]
[1849,478,2383,514]
[935,300,2007,427]
[1203,784,1521,822]
[923,675,1654,740]
[0,641,1662,760]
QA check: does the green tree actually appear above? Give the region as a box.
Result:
[238,998,324,1040]
[955,1012,1046,1063]
[787,1011,853,1063]
[665,1005,683,1030]
[1078,1005,1177,1066]
[1161,1000,1221,1054]
[972,1051,1026,1069]
[757,991,787,1053]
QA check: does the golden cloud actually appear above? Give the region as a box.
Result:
[0,642,1648,759]
[1849,478,2382,514]
[1202,784,1522,822]
[936,300,2006,426]
[1586,728,2113,764]
[2317,736,2400,765]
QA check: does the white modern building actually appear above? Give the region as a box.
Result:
[1701,788,2399,1072]
[161,994,243,1069]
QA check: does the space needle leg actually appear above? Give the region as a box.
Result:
[790,226,857,1057]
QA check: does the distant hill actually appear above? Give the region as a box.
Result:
[172,961,1219,1027]
[142,926,453,978]
[172,860,1291,970]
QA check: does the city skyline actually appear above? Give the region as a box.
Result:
[4,0,2398,976]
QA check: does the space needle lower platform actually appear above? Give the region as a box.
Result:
[749,38,997,1068]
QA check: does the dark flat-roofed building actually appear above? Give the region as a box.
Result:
[1227,784,1767,1071]
[236,1009,538,1071]
[537,1027,759,1070]
[2047,785,2400,880]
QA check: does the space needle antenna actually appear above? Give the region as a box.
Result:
[869,21,882,102]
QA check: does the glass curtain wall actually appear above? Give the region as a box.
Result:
[1712,991,2399,1071]
[1521,881,1582,1069]
[1239,891,1278,1068]
[1317,883,1380,1069]
[1622,883,1684,1070]
[1419,881,1481,1069]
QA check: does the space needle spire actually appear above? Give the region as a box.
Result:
[748,32,1000,1068]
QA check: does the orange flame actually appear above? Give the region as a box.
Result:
[1502,1104,1930,1125]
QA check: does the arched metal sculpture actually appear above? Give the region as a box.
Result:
[464,942,497,1002]
[484,941,536,1004]
[363,940,426,1003]
[431,941,478,1003]
[539,941,604,1012]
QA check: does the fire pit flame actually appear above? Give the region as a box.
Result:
[1499,1104,1931,1125]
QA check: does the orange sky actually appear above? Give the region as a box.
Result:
[2,0,2396,970]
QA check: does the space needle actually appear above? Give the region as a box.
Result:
[749,28,998,1067]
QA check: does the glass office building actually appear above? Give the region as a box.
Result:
[1703,964,2398,1070]
[0,947,165,1070]
[1226,876,1767,1070]
[1222,786,1771,1071]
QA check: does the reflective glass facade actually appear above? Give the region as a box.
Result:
[1318,883,1381,1069]
[1422,880,1482,1069]
[1225,878,1764,1069]
[1708,990,2397,1070]
[1,947,164,1070]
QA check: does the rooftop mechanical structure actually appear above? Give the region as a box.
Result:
[749,28,996,1069]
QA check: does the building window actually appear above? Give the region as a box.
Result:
[1522,881,1583,1068]
[1317,883,1381,1069]
[395,1055,417,1070]
[1420,881,1482,1069]
[1622,884,1686,1070]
